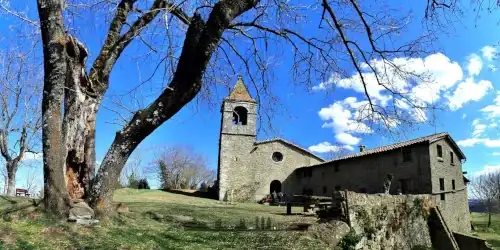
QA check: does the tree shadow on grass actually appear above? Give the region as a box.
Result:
[0,196,18,205]
[162,189,217,200]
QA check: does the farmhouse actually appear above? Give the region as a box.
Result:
[216,77,471,233]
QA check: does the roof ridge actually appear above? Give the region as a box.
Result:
[307,132,453,167]
[254,137,325,162]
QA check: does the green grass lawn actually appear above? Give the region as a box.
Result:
[471,212,500,249]
[0,189,325,250]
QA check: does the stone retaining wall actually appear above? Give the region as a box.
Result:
[343,191,434,250]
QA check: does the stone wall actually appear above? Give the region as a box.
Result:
[293,143,432,196]
[343,191,434,250]
[429,139,471,233]
[453,232,494,250]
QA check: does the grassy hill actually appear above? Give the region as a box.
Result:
[0,189,324,250]
[1,190,499,249]
[471,212,500,249]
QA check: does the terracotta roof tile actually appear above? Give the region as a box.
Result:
[306,132,466,168]
[226,76,256,103]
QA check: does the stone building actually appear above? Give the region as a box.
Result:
[216,76,324,201]
[216,78,471,233]
[292,133,471,233]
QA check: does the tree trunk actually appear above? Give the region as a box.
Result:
[6,168,15,196]
[488,210,492,227]
[61,35,99,201]
[37,0,72,216]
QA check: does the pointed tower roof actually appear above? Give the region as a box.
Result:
[226,76,256,103]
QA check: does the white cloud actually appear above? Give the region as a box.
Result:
[481,46,496,61]
[481,92,500,118]
[467,54,483,76]
[471,119,487,138]
[492,152,500,156]
[446,78,493,111]
[22,152,42,162]
[457,138,500,147]
[313,53,463,108]
[462,114,467,119]
[318,97,380,146]
[335,133,361,145]
[313,73,341,91]
[473,165,500,176]
[319,98,372,135]
[308,142,354,153]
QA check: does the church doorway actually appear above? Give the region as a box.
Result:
[270,180,282,194]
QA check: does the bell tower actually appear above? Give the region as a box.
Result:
[217,76,257,200]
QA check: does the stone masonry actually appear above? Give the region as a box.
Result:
[216,77,471,235]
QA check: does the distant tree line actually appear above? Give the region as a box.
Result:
[153,145,215,191]
[470,171,500,227]
[126,172,150,190]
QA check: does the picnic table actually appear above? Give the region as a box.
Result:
[285,195,332,215]
[15,188,30,197]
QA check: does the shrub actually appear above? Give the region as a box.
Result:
[137,179,150,189]
[236,218,247,230]
[199,182,208,192]
[338,229,362,250]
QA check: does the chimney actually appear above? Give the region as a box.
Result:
[359,145,366,152]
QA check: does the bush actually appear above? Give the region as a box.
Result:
[338,229,362,250]
[127,172,150,189]
[137,179,150,189]
[199,182,208,192]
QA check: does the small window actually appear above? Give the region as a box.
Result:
[335,185,341,191]
[450,152,454,164]
[452,180,455,190]
[272,152,283,162]
[440,193,445,201]
[323,186,327,194]
[403,148,412,162]
[437,145,443,158]
[439,178,445,191]
[232,106,248,125]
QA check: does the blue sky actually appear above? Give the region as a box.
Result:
[1,1,500,191]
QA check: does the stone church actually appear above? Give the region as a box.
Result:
[216,77,471,233]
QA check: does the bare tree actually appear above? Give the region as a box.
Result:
[0,48,42,196]
[120,150,144,187]
[152,145,214,190]
[0,0,472,216]
[24,166,40,196]
[470,171,500,227]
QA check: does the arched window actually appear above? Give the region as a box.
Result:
[232,106,248,125]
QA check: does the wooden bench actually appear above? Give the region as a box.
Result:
[15,188,30,197]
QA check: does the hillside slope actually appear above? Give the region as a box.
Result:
[0,189,323,250]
